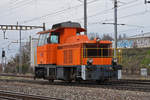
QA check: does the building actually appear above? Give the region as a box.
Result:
[30,38,38,67]
[117,32,150,48]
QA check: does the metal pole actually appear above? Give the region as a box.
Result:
[145,0,150,4]
[3,30,6,39]
[84,0,87,35]
[114,0,118,61]
[2,30,7,39]
[43,23,46,31]
[4,56,6,70]
[2,48,4,73]
[19,28,22,74]
[1,58,4,73]
[145,0,147,4]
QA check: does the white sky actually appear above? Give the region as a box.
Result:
[0,0,150,61]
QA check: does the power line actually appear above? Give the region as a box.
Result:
[8,0,138,23]
[118,0,139,6]
[88,21,145,28]
[0,0,19,10]
[21,0,100,24]
[44,0,140,27]
[118,10,150,20]
[0,0,34,18]
[94,9,150,23]
[0,0,28,13]
[69,0,141,23]
[9,0,34,10]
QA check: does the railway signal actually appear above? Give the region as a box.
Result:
[2,50,5,58]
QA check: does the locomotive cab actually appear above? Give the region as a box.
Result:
[34,21,122,82]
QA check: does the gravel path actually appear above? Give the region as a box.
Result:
[0,81,150,100]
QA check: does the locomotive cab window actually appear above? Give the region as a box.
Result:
[50,35,59,43]
[48,32,60,44]
[38,33,49,46]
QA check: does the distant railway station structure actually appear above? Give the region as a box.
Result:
[117,32,150,48]
[30,38,38,68]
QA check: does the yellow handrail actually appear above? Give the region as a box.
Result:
[83,48,122,64]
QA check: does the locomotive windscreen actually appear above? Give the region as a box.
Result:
[83,43,112,58]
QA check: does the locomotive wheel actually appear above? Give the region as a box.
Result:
[48,79,54,83]
[68,80,72,83]
[65,80,72,83]
[96,80,105,84]
[33,76,36,80]
[96,79,109,84]
[75,78,82,83]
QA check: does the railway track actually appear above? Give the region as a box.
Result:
[0,90,63,100]
[1,73,150,92]
[1,78,150,92]
[0,73,33,78]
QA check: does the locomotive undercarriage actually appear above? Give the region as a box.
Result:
[34,64,120,82]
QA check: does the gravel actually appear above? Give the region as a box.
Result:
[0,81,150,100]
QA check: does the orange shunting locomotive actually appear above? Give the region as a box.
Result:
[35,21,122,82]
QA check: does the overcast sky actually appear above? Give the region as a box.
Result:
[0,0,150,61]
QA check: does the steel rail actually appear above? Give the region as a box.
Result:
[0,95,20,100]
[0,73,34,78]
[1,73,150,92]
[1,73,150,83]
[0,90,63,100]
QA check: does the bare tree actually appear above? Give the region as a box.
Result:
[118,34,122,40]
[102,34,113,41]
[6,42,32,74]
[88,33,100,40]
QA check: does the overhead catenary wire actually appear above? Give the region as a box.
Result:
[43,0,141,26]
[0,0,142,25]
[0,0,35,18]
[2,0,146,41]
[88,21,145,28]
[81,0,141,20]
[0,0,145,23]
[46,0,141,25]
[0,0,19,10]
[21,0,100,24]
[118,10,149,21]
[0,0,31,13]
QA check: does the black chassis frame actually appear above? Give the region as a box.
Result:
[34,64,121,81]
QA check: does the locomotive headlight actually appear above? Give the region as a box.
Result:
[87,58,93,65]
[113,58,117,63]
[96,38,100,42]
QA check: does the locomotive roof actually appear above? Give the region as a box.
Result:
[37,21,85,34]
[52,21,81,29]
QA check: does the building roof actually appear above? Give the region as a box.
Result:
[128,32,150,39]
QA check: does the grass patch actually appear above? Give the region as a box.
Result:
[121,48,150,74]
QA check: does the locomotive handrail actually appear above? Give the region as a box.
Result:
[82,48,122,64]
